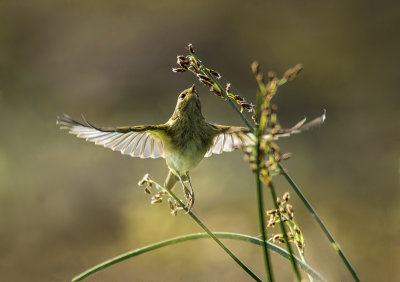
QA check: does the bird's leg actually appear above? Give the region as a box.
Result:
[176,173,194,212]
[185,172,195,211]
[176,174,190,199]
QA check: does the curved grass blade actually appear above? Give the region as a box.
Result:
[72,232,326,282]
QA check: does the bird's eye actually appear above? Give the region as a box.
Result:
[179,93,186,99]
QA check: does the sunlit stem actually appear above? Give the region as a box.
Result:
[254,89,274,281]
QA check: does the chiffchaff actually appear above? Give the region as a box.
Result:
[57,85,322,210]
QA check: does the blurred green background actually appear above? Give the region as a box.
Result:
[1,0,399,281]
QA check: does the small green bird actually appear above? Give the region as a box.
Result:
[57,85,323,210]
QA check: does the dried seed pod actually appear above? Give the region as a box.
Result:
[187,43,194,53]
[268,71,276,81]
[297,241,303,251]
[251,61,260,75]
[286,204,294,214]
[197,73,212,82]
[234,95,245,102]
[252,114,257,124]
[240,102,254,112]
[210,86,223,97]
[256,73,265,84]
[138,173,150,186]
[188,56,200,72]
[208,69,221,79]
[226,83,231,93]
[172,68,187,73]
[268,218,276,227]
[177,56,190,68]
[151,197,162,204]
[272,234,285,243]
[283,64,303,81]
[144,187,151,194]
[176,55,190,68]
[282,192,290,202]
[199,78,214,87]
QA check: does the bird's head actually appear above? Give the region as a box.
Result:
[170,84,203,120]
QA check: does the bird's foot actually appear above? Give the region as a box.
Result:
[182,185,195,212]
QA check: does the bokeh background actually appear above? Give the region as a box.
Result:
[1,0,399,281]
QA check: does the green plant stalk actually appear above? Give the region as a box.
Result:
[257,85,301,280]
[278,164,360,282]
[254,95,273,281]
[72,232,326,282]
[153,180,262,282]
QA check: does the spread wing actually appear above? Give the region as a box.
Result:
[205,112,326,157]
[204,129,255,157]
[57,114,165,158]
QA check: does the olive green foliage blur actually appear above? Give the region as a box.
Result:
[0,1,399,281]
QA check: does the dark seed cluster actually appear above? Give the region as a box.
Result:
[172,44,254,113]
[267,192,305,254]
